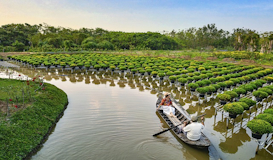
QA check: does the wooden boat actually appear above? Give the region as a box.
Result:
[155,96,211,148]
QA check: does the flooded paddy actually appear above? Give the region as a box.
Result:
[1,67,272,160]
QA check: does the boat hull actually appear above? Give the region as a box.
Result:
[156,97,210,148]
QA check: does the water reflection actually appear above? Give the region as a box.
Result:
[0,66,272,160]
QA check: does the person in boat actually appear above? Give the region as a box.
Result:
[156,92,176,117]
[181,116,204,141]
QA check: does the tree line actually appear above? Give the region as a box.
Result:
[0,23,272,53]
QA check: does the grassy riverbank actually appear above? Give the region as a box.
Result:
[0,78,68,160]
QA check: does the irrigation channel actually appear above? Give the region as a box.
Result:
[1,64,273,160]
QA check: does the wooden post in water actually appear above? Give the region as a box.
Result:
[255,141,260,154]
[214,113,216,124]
[226,118,229,129]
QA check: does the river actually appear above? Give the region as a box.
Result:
[0,67,272,160]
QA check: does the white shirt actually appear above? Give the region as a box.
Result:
[183,122,204,141]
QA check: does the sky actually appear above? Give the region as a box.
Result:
[1,0,273,33]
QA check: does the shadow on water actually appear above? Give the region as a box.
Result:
[1,66,273,160]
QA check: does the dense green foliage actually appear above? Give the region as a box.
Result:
[256,113,273,125]
[223,103,244,115]
[0,79,68,160]
[253,91,268,98]
[264,108,273,114]
[217,94,231,101]
[238,98,256,107]
[247,119,273,135]
[0,23,177,52]
[0,23,273,53]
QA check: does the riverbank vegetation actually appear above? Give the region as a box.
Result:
[0,78,68,160]
[0,23,272,53]
[1,23,273,66]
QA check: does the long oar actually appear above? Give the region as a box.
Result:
[153,123,183,137]
[153,113,206,137]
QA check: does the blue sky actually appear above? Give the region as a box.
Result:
[1,0,273,33]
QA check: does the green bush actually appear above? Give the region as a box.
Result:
[253,81,263,88]
[240,84,254,92]
[174,70,181,75]
[223,103,244,115]
[176,75,182,79]
[247,119,273,135]
[193,76,201,81]
[146,68,153,73]
[242,76,250,81]
[188,83,199,89]
[128,65,135,69]
[139,69,146,73]
[188,73,194,77]
[264,85,273,91]
[178,78,188,84]
[169,76,177,81]
[216,76,225,82]
[233,88,247,95]
[181,70,188,74]
[211,84,221,90]
[224,80,234,86]
[249,82,258,89]
[258,88,273,95]
[229,78,240,84]
[253,91,268,99]
[256,113,273,125]
[187,77,194,82]
[238,98,256,107]
[217,82,227,88]
[206,73,213,78]
[264,108,273,114]
[217,94,231,101]
[70,63,77,67]
[223,75,231,80]
[166,71,174,76]
[151,71,158,75]
[85,64,91,69]
[235,102,249,110]
[158,73,165,77]
[224,91,238,98]
[256,79,267,84]
[198,67,205,71]
[119,66,127,70]
[197,87,208,94]
[195,81,205,87]
[209,78,218,84]
[202,80,211,85]
[205,86,216,93]
[200,74,208,79]
[238,77,245,82]
[94,64,101,69]
[264,76,273,82]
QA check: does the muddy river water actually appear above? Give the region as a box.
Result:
[0,67,272,160]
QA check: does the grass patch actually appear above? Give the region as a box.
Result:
[0,78,68,160]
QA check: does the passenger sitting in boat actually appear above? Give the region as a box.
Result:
[156,92,176,117]
[181,116,204,141]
